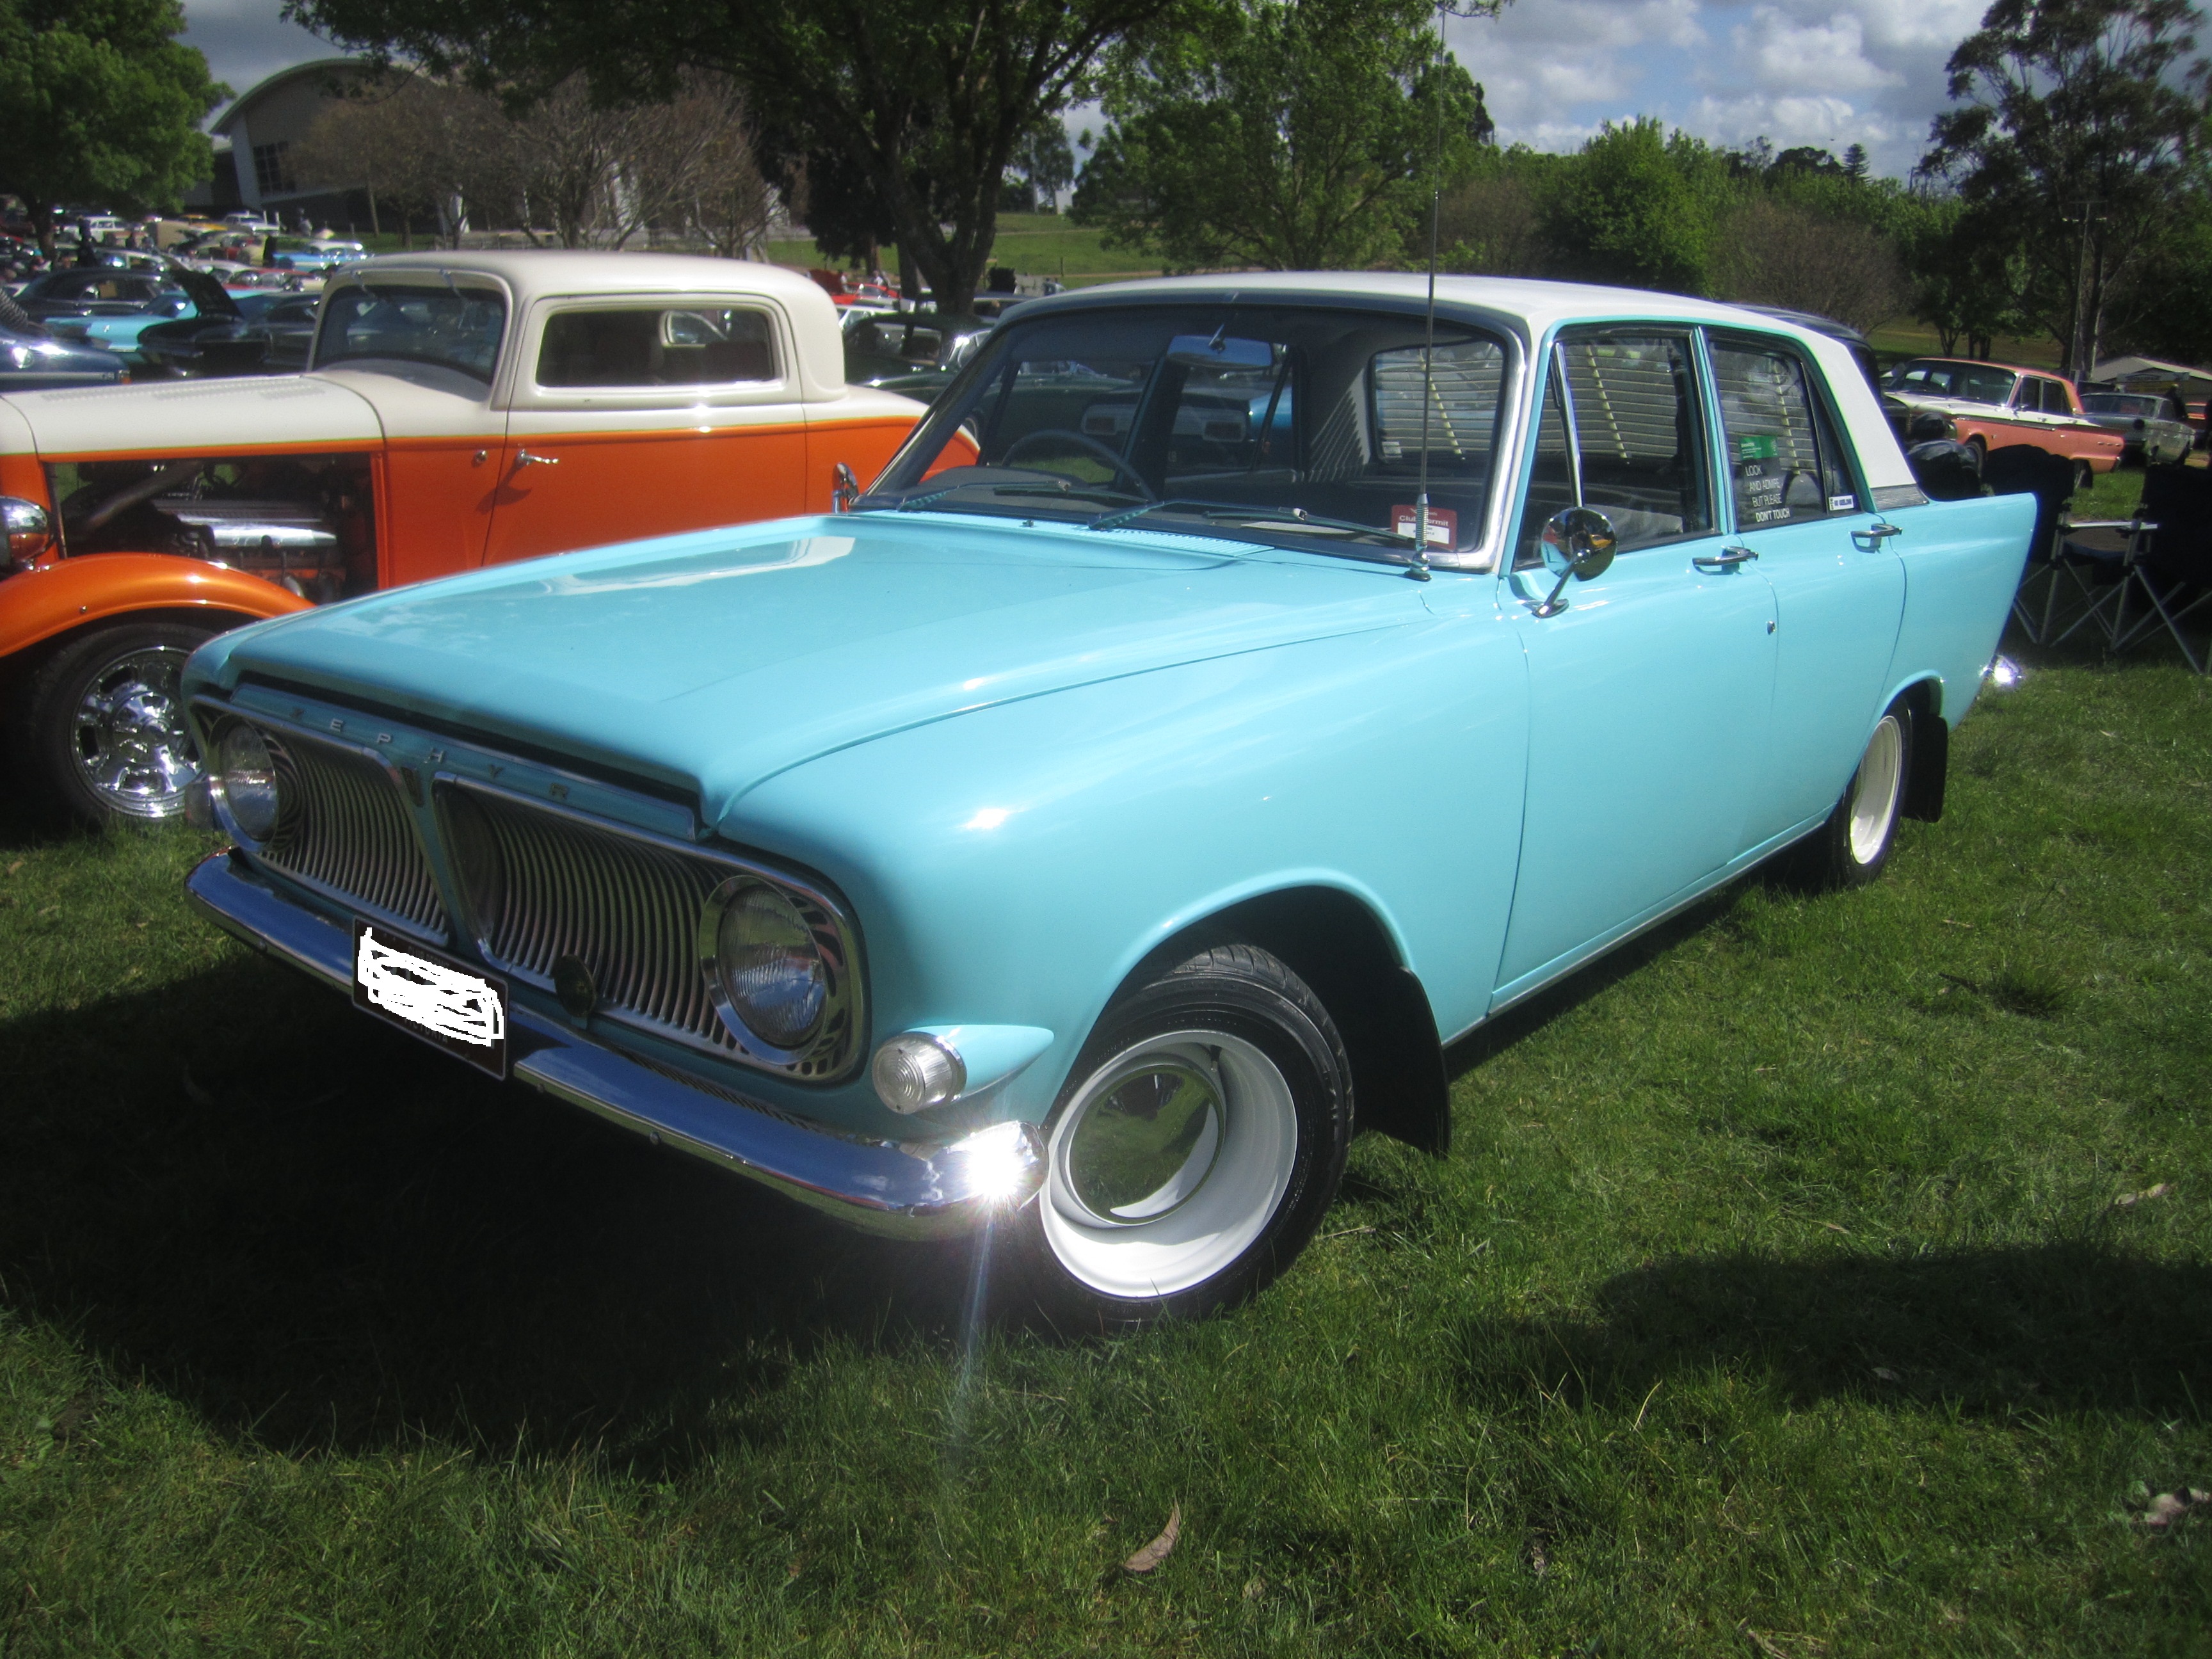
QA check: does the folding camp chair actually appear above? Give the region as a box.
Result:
[2109,465,2212,673]
[1988,445,2100,645]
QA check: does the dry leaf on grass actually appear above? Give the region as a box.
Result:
[1121,1503,1180,1573]
[1871,1366,1902,1382]
[2113,1183,2174,1208]
[2134,1489,2209,1530]
[4,860,21,876]
[1739,1622,1827,1657]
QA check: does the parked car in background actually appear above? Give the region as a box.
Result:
[1881,358,2122,488]
[12,268,191,326]
[842,308,995,401]
[2078,389,2197,466]
[1,252,934,826]
[1,326,128,392]
[138,290,322,377]
[178,273,2033,1327]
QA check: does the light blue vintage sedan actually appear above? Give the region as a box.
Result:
[179,275,2033,1326]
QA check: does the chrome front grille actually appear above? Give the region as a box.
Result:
[442,782,733,1052]
[255,726,448,937]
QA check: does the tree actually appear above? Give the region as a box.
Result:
[1542,118,1730,293]
[1895,191,2032,355]
[1710,195,1907,332]
[1002,117,1075,212]
[0,0,225,257]
[1071,0,1496,272]
[289,0,1178,317]
[1920,0,2211,375]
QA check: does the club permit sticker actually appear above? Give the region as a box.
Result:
[1738,435,1779,460]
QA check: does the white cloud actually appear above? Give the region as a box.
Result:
[1449,0,1984,175]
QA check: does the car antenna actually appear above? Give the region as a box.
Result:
[1409,1,1447,582]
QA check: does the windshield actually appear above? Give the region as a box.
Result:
[1885,359,2016,405]
[312,280,506,381]
[2082,392,2163,417]
[865,303,1510,565]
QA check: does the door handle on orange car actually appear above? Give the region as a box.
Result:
[513,450,561,469]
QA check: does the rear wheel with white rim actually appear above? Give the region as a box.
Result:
[1792,701,1912,890]
[999,942,1352,1329]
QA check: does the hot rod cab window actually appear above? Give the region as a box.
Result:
[538,307,780,388]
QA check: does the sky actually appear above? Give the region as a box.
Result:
[181,0,1990,181]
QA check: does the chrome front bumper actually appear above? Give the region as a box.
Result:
[185,849,1043,1238]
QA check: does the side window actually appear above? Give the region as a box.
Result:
[537,306,778,389]
[2042,380,2073,415]
[1709,339,1858,527]
[1512,331,1711,568]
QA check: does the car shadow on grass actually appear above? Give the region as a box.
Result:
[0,953,982,1471]
[1457,1243,2212,1420]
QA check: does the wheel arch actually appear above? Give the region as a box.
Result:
[0,554,310,670]
[1891,674,1948,823]
[1105,883,1450,1157]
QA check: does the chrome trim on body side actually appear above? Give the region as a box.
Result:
[185,849,1039,1238]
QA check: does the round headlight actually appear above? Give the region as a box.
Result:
[216,722,281,840]
[713,881,827,1051]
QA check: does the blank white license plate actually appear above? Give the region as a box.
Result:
[352,920,509,1078]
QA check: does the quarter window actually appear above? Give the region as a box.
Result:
[538,307,778,388]
[1513,331,1711,567]
[1709,339,1858,527]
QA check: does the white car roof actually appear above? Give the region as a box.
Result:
[349,250,830,309]
[1034,271,1917,493]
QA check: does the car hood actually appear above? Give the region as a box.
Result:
[0,371,380,454]
[191,513,1431,815]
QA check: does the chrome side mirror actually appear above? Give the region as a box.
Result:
[831,461,860,513]
[3,495,53,570]
[1534,505,1616,616]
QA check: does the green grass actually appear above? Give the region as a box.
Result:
[1,629,2208,1653]
[765,214,1162,289]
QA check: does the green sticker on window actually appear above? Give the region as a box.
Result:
[1738,435,1779,460]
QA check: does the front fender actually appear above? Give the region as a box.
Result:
[723,609,1531,1132]
[0,554,311,662]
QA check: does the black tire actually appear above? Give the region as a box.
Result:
[1789,700,1912,892]
[10,620,213,828]
[994,942,1352,1331]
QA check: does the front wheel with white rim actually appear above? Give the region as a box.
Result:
[1791,702,1912,890]
[998,942,1352,1330]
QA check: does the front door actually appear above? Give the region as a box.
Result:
[1706,332,1907,844]
[486,297,811,566]
[1493,328,1777,1004]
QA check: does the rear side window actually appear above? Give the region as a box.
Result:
[1709,339,1859,527]
[538,306,778,388]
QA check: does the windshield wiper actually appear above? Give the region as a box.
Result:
[869,480,1150,513]
[1091,499,1418,549]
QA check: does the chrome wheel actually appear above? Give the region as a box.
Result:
[1043,1029,1298,1299]
[1847,713,1905,866]
[68,643,200,819]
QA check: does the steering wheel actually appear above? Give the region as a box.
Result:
[1000,429,1155,500]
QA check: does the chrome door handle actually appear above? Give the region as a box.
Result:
[513,449,560,469]
[1854,520,1902,548]
[1692,545,1759,569]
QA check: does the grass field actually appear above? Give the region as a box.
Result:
[1,600,2207,1653]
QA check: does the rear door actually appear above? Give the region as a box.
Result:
[1706,331,1906,844]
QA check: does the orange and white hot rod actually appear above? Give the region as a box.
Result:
[0,252,931,825]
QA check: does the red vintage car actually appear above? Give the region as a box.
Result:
[1,252,931,826]
[1881,358,2124,488]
